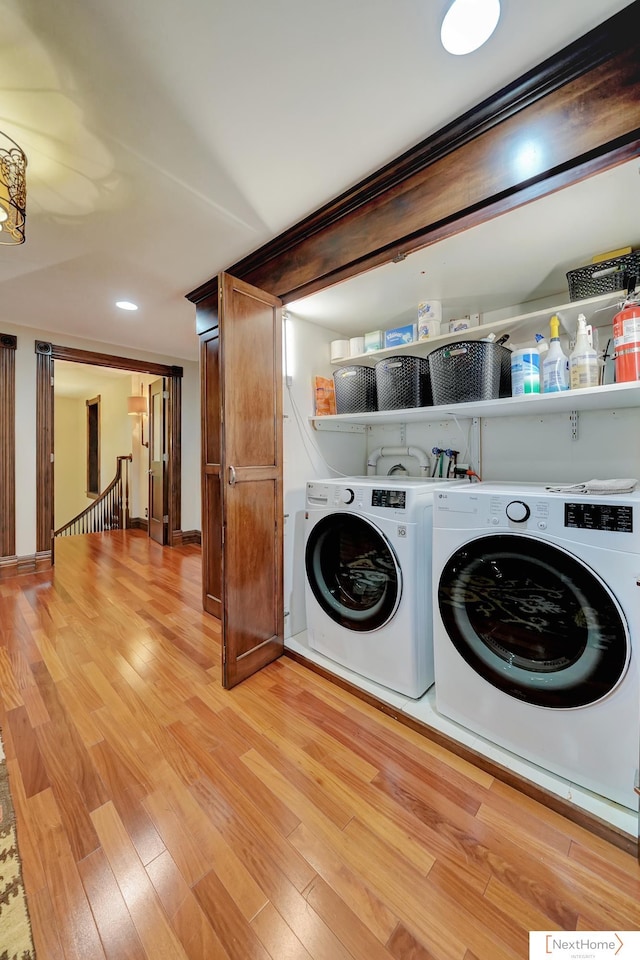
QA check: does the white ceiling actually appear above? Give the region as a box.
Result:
[0,0,634,361]
[54,360,133,398]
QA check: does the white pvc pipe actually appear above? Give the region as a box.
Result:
[367,446,430,476]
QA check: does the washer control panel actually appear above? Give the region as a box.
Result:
[371,488,406,510]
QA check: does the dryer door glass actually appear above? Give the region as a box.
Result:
[305,513,401,632]
[438,534,629,708]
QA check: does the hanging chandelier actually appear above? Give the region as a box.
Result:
[0,131,27,245]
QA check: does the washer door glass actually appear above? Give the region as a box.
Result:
[306,513,401,632]
[438,534,629,708]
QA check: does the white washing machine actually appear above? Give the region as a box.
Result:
[432,481,640,809]
[304,477,462,698]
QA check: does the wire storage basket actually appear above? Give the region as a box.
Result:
[375,355,432,410]
[428,341,512,405]
[567,251,640,301]
[333,365,377,414]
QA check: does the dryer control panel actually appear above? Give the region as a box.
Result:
[433,484,640,548]
[565,502,633,533]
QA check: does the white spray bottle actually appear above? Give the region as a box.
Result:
[542,314,569,392]
[570,314,599,389]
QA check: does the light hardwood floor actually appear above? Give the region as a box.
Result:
[1,531,638,960]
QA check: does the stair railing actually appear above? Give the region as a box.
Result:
[54,454,133,537]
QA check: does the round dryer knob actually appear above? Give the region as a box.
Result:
[340,488,355,504]
[506,500,530,523]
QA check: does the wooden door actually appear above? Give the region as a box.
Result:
[219,273,284,688]
[148,377,167,545]
[201,322,222,617]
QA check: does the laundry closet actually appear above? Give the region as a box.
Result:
[189,9,640,844]
[280,156,640,836]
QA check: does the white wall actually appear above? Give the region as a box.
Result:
[96,377,134,494]
[4,321,200,557]
[54,397,87,527]
[283,313,367,638]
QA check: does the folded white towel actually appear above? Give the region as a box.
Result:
[545,479,638,495]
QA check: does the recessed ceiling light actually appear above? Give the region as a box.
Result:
[441,0,501,56]
[115,300,138,311]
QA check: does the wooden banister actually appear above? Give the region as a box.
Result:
[54,455,133,538]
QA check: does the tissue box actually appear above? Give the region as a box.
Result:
[384,324,417,348]
[364,330,384,352]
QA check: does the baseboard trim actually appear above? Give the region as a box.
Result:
[283,648,637,858]
[128,517,148,531]
[180,530,201,546]
[0,550,53,579]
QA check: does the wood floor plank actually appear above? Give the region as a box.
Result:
[78,848,147,960]
[33,720,102,861]
[170,892,233,960]
[290,824,399,946]
[251,901,315,960]
[24,886,66,960]
[91,800,193,960]
[145,848,191,920]
[0,646,25,709]
[145,764,269,919]
[20,680,51,728]
[302,875,398,960]
[386,923,439,960]
[5,704,50,797]
[483,874,577,934]
[475,799,640,929]
[171,734,314,891]
[0,531,636,960]
[192,869,273,960]
[298,728,491,889]
[26,789,107,960]
[5,757,48,894]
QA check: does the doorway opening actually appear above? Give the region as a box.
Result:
[35,340,183,563]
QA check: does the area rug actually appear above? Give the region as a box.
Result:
[0,733,36,960]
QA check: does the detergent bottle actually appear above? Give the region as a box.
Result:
[542,314,569,392]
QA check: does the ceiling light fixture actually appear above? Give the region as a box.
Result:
[441,0,501,56]
[0,131,27,245]
[116,300,138,311]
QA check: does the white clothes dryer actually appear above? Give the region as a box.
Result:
[432,482,640,809]
[304,477,462,698]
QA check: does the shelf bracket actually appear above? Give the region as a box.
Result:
[570,410,579,441]
[312,420,366,434]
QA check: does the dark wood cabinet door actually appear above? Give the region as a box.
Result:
[219,272,283,688]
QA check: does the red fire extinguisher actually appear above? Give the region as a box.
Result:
[613,293,640,383]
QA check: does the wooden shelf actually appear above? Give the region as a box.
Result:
[311,380,640,429]
[330,290,623,368]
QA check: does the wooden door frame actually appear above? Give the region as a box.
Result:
[0,334,17,561]
[147,376,169,545]
[35,341,183,560]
